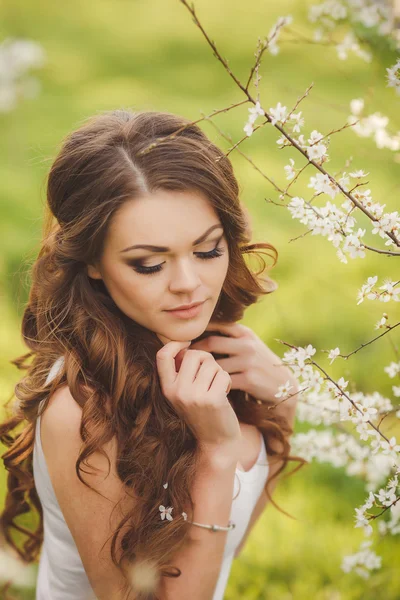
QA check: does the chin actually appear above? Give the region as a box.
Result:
[158,323,208,344]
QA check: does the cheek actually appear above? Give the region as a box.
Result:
[104,267,141,305]
[120,272,163,310]
[218,253,230,281]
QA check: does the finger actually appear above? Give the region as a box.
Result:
[175,348,189,372]
[156,341,192,387]
[205,321,252,338]
[209,369,232,396]
[191,335,244,356]
[227,372,248,392]
[178,349,216,389]
[211,355,244,373]
[194,358,221,392]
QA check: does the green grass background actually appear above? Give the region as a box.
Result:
[1,0,399,598]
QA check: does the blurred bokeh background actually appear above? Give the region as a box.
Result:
[1,0,399,598]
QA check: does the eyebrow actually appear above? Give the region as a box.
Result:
[119,224,224,253]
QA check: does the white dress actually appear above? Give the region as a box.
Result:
[33,356,270,599]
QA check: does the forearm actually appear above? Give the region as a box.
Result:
[158,448,238,600]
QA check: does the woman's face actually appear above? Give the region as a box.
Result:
[87,189,229,345]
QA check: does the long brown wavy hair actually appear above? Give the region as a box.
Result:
[0,108,306,599]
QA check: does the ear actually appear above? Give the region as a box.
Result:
[86,263,102,280]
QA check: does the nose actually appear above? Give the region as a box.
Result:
[168,257,202,294]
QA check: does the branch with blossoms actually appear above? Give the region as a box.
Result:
[142,2,400,262]
[136,0,400,582]
[302,1,400,158]
[181,1,400,257]
[276,339,400,567]
[322,317,400,362]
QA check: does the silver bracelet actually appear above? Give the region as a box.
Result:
[186,519,236,532]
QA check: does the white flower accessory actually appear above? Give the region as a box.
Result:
[159,505,173,521]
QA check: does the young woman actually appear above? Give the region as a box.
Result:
[0,109,304,600]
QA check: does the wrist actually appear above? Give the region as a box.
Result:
[197,440,240,472]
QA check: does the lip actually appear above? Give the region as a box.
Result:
[166,301,205,311]
[166,300,206,319]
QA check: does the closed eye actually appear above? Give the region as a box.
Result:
[129,244,226,276]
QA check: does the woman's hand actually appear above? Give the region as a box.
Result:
[156,341,242,454]
[189,321,299,406]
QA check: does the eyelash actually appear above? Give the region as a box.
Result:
[131,245,226,276]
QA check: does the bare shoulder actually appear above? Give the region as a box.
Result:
[39,384,135,597]
[41,383,83,432]
[41,383,118,480]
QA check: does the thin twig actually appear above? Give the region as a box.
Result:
[178,0,400,253]
[326,322,400,361]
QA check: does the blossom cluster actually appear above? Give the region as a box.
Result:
[282,341,400,575]
[357,275,400,305]
[183,1,400,584]
[348,98,400,153]
[266,15,293,56]
[285,175,400,262]
[341,540,382,579]
[308,0,400,62]
[0,37,46,112]
[204,4,400,578]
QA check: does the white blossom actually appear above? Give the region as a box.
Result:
[275,379,294,399]
[357,276,378,305]
[348,103,400,153]
[386,58,400,96]
[354,400,378,423]
[284,158,296,180]
[371,212,400,241]
[328,347,340,364]
[248,100,265,122]
[378,279,400,302]
[336,31,372,63]
[159,505,174,521]
[244,121,254,137]
[338,172,350,190]
[349,169,369,178]
[308,172,340,198]
[350,98,364,115]
[305,130,329,163]
[341,540,382,578]
[276,134,291,148]
[243,100,265,137]
[267,15,293,55]
[287,196,307,219]
[354,506,373,536]
[375,314,388,330]
[341,228,366,259]
[295,133,308,148]
[269,101,288,125]
[384,361,400,379]
[379,436,400,456]
[289,110,305,133]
